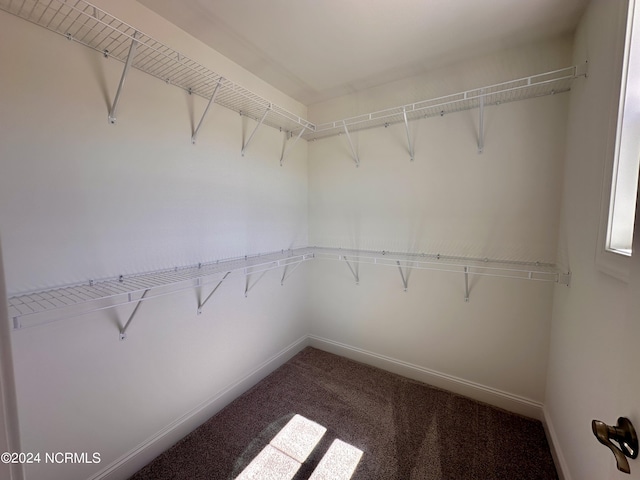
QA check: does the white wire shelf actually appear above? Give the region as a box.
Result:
[0,0,315,135]
[8,248,315,333]
[2,3,575,331]
[303,67,579,141]
[7,246,570,335]
[312,247,570,303]
[311,247,566,283]
[0,0,582,152]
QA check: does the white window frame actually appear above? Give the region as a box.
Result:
[597,0,640,282]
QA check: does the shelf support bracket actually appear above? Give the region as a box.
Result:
[558,271,571,287]
[464,267,470,302]
[343,256,359,285]
[403,108,414,162]
[109,31,139,125]
[281,261,303,285]
[280,127,306,166]
[242,105,271,156]
[192,78,223,144]
[119,288,149,340]
[197,271,230,315]
[343,122,360,167]
[576,61,589,78]
[477,92,484,154]
[245,270,269,297]
[397,261,408,292]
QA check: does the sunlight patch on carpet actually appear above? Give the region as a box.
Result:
[234,414,363,480]
[270,414,327,463]
[234,445,301,480]
[308,439,363,480]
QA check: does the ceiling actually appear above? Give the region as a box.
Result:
[138,0,589,106]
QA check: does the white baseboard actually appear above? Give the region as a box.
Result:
[90,335,310,480]
[542,406,572,480]
[308,335,544,420]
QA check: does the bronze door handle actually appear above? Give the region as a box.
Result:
[592,417,638,474]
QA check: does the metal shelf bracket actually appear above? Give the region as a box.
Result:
[197,271,230,315]
[477,91,484,154]
[464,266,470,302]
[558,271,571,287]
[576,61,589,78]
[108,31,138,125]
[119,288,149,340]
[343,256,359,285]
[402,108,414,162]
[191,78,223,145]
[280,127,306,166]
[342,122,360,167]
[397,261,409,292]
[245,270,269,297]
[242,105,271,157]
[281,262,303,286]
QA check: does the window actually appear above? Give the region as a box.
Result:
[598,0,640,280]
[608,0,640,256]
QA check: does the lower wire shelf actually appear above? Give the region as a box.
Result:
[8,248,315,334]
[7,246,570,335]
[312,247,567,282]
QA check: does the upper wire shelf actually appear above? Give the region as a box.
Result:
[303,67,579,141]
[7,246,570,333]
[0,0,315,135]
[0,1,582,145]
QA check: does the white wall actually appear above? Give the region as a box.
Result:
[0,1,308,295]
[545,1,636,479]
[306,39,572,409]
[309,35,574,123]
[4,1,633,479]
[0,3,310,479]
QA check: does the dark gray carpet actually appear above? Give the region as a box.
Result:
[130,347,558,479]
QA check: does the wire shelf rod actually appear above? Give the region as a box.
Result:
[305,66,577,140]
[12,273,236,331]
[313,246,557,266]
[6,246,570,332]
[317,74,572,132]
[8,249,315,330]
[0,0,314,135]
[321,259,561,283]
[309,247,562,277]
